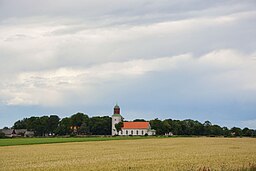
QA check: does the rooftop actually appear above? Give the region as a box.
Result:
[114,104,120,109]
[123,122,149,129]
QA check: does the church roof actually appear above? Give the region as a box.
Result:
[114,104,120,109]
[123,122,150,129]
[112,114,122,117]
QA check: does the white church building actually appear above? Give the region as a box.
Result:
[112,104,156,136]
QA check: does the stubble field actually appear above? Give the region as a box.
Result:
[0,137,256,171]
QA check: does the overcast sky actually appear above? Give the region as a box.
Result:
[0,0,256,129]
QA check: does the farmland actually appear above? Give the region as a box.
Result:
[0,137,256,171]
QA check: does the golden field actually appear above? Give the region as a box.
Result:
[0,137,256,171]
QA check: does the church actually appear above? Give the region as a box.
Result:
[112,104,156,136]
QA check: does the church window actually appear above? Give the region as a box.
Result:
[131,130,133,135]
[126,130,128,135]
[142,130,144,135]
[136,130,138,135]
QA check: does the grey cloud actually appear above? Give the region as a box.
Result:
[4,34,32,41]
[1,0,255,22]
[0,0,256,128]
[0,9,255,79]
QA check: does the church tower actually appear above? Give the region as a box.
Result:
[112,104,123,135]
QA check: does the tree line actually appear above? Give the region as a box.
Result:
[148,119,256,137]
[12,113,111,136]
[9,113,256,137]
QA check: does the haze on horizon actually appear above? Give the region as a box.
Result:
[0,0,256,129]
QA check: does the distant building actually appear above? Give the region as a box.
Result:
[0,129,34,138]
[0,129,16,138]
[24,131,35,137]
[15,129,27,136]
[111,104,156,136]
[121,121,156,136]
[112,104,124,135]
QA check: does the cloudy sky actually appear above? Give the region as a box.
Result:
[0,0,256,129]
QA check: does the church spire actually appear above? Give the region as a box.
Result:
[114,103,120,114]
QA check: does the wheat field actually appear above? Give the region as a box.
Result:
[0,137,256,171]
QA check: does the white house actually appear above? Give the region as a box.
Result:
[120,121,156,136]
[111,104,156,136]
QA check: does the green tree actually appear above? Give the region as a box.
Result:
[203,120,212,135]
[150,118,164,135]
[55,117,71,135]
[242,127,254,137]
[222,127,231,137]
[115,122,123,132]
[70,113,89,134]
[48,115,60,135]
[39,116,49,136]
[210,125,223,136]
[191,120,204,135]
[162,120,171,134]
[79,123,89,135]
[169,120,183,135]
[89,116,112,135]
[181,119,199,135]
[13,119,28,129]
[26,117,41,136]
[231,127,242,136]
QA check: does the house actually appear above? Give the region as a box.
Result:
[111,104,156,136]
[0,129,16,138]
[15,129,27,136]
[0,129,34,138]
[24,131,34,137]
[14,129,34,137]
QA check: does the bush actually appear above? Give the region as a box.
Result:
[70,133,76,137]
[0,132,5,138]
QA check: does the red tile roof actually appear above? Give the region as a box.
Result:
[122,122,149,129]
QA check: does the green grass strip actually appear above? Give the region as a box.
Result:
[0,136,157,147]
